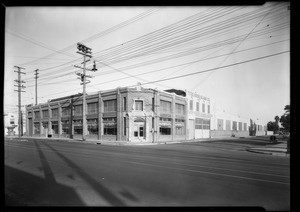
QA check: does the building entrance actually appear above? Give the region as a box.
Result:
[133,118,145,140]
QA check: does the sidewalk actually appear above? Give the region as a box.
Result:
[246,140,289,157]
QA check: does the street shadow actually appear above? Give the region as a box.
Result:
[41,141,128,206]
[5,165,85,206]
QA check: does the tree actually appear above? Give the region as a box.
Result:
[274,116,280,134]
[267,121,276,131]
[280,104,290,132]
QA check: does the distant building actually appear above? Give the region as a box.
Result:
[4,111,26,136]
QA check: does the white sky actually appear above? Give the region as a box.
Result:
[4,3,290,123]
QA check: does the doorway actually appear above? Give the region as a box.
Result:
[134,118,145,140]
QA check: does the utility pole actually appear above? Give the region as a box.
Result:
[34,69,39,105]
[75,43,97,141]
[14,66,26,138]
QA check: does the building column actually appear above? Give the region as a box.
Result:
[48,103,51,137]
[58,102,61,138]
[156,91,160,142]
[39,105,42,137]
[185,98,189,140]
[116,88,122,141]
[98,92,102,140]
[172,94,175,142]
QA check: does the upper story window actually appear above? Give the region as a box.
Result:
[74,105,83,115]
[160,100,171,113]
[51,108,58,118]
[123,97,127,111]
[202,103,205,113]
[207,105,210,114]
[104,100,117,112]
[189,100,193,111]
[34,111,40,119]
[196,102,200,111]
[62,107,70,116]
[175,103,185,115]
[42,110,49,118]
[135,100,143,111]
[28,111,32,116]
[87,102,98,114]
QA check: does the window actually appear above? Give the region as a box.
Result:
[195,118,210,130]
[87,119,98,135]
[74,120,82,134]
[42,122,48,134]
[62,120,69,134]
[175,119,185,135]
[238,122,243,131]
[159,117,172,135]
[152,117,154,128]
[189,100,193,111]
[160,100,171,113]
[28,112,32,116]
[52,108,58,118]
[202,103,205,113]
[123,97,126,111]
[74,105,83,115]
[217,119,223,130]
[42,110,49,118]
[104,100,117,112]
[51,121,58,134]
[135,100,143,111]
[124,117,126,136]
[226,120,231,130]
[103,117,117,135]
[34,122,40,134]
[34,111,40,119]
[152,98,155,111]
[196,102,199,111]
[175,103,185,115]
[62,107,70,116]
[232,121,237,130]
[159,127,171,135]
[244,123,247,131]
[207,105,210,114]
[10,121,14,124]
[87,102,98,114]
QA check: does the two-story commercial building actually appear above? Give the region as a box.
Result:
[25,86,188,143]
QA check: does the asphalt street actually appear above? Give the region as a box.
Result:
[5,137,290,210]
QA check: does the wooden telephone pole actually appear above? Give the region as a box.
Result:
[14,66,26,138]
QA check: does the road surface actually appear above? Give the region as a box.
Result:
[5,137,290,210]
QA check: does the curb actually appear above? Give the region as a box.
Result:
[246,148,289,157]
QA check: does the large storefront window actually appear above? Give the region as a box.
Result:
[232,121,237,131]
[104,100,117,112]
[87,102,98,114]
[42,122,48,134]
[195,118,210,129]
[87,119,98,135]
[103,117,117,135]
[175,119,185,135]
[52,121,58,134]
[34,122,40,134]
[74,120,82,134]
[159,117,172,135]
[62,120,69,134]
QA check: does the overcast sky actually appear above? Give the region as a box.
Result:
[4,2,290,123]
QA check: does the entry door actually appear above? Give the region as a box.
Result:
[29,118,33,136]
[189,119,194,139]
[134,122,144,138]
